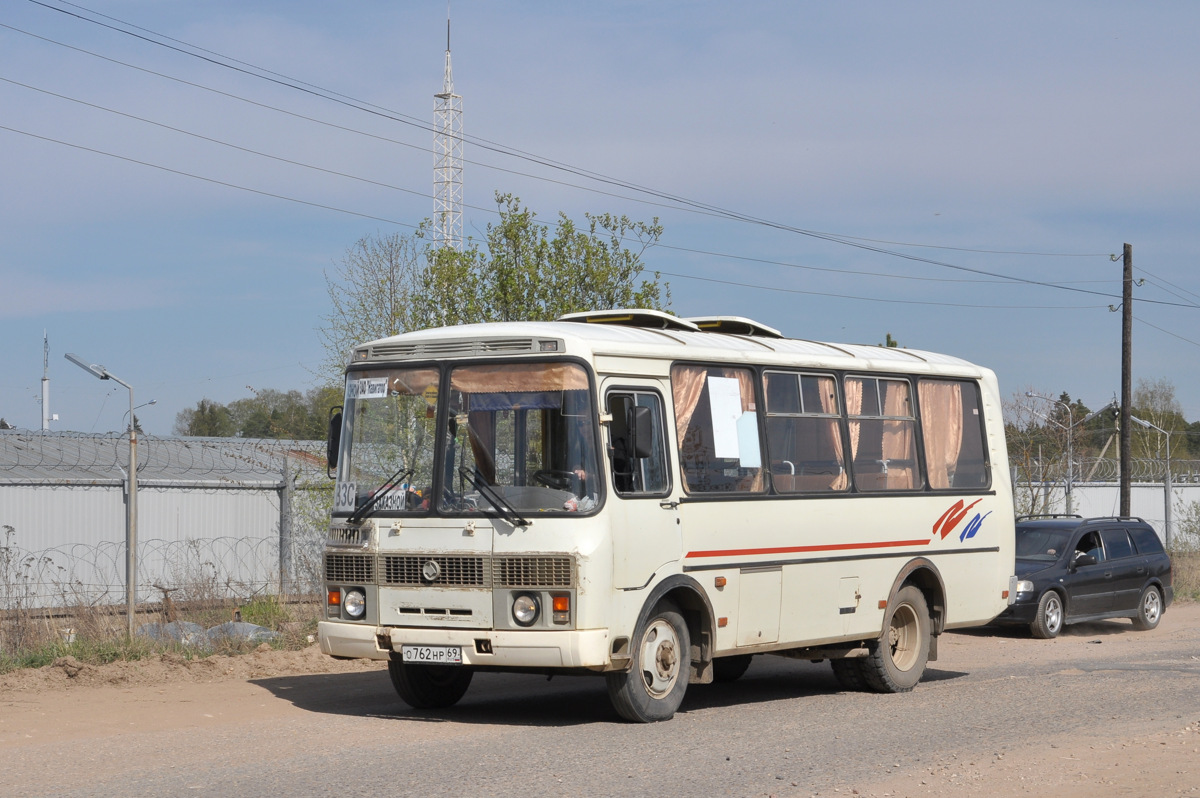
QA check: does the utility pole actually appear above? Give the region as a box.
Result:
[1120,243,1132,517]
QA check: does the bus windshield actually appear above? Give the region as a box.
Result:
[336,367,441,516]
[439,361,600,515]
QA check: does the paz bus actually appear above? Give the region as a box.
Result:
[318,309,1016,722]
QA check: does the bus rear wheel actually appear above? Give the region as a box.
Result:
[861,585,930,693]
[387,660,473,709]
[606,600,690,722]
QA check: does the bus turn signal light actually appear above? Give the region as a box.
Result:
[328,589,341,606]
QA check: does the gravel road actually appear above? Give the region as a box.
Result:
[2,603,1197,797]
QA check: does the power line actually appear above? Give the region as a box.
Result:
[1,73,1131,294]
[22,1,1117,260]
[0,123,420,230]
[655,270,1109,310]
[10,11,1198,306]
[1135,316,1200,349]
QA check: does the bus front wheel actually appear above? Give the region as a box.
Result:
[861,585,930,693]
[387,660,473,709]
[606,600,690,722]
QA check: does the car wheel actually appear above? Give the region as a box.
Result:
[712,654,753,683]
[387,660,473,709]
[861,585,931,693]
[1131,585,1163,631]
[1030,591,1063,639]
[606,600,690,722]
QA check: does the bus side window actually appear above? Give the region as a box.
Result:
[607,391,669,496]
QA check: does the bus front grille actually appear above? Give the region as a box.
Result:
[325,553,375,584]
[325,552,574,589]
[493,556,574,588]
[381,555,491,587]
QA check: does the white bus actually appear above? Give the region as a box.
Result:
[319,309,1016,722]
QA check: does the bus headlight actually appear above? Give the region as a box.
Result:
[344,589,366,619]
[512,593,540,627]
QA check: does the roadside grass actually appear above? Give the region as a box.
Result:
[0,597,324,675]
[1,524,325,674]
[1170,549,1200,602]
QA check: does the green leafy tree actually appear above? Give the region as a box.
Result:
[173,398,235,437]
[173,387,339,440]
[318,194,669,380]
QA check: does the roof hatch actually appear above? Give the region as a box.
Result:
[557,309,701,332]
[685,316,784,338]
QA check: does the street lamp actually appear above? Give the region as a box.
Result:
[1131,414,1173,548]
[65,353,139,638]
[1026,392,1077,515]
[123,399,158,432]
[1027,393,1119,516]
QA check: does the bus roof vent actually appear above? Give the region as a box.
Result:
[685,316,784,339]
[557,309,701,332]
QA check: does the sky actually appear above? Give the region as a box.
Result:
[3,1,1200,436]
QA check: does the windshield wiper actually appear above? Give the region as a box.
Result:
[347,466,414,524]
[458,467,530,528]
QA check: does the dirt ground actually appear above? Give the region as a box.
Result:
[1,603,1197,797]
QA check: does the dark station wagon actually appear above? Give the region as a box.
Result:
[995,515,1174,638]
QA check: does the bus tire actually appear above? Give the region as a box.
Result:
[862,585,930,693]
[387,660,473,709]
[606,600,690,722]
[712,654,753,683]
[830,658,869,691]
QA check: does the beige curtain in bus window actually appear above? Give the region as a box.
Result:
[844,376,864,462]
[918,380,964,490]
[389,369,440,398]
[816,376,850,491]
[882,380,916,489]
[450,362,589,393]
[671,366,708,492]
[671,365,708,450]
[734,369,764,492]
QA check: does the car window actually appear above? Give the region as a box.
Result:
[1128,525,1165,555]
[1074,531,1104,562]
[1101,528,1134,559]
[1015,526,1072,561]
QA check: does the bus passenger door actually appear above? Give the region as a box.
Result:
[604,386,682,589]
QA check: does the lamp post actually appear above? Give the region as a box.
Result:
[1026,392,1076,515]
[65,353,139,638]
[1131,414,1173,548]
[123,399,158,432]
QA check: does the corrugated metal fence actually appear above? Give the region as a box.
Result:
[1,431,330,610]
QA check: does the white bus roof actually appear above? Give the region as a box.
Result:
[352,313,989,378]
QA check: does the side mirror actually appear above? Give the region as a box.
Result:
[629,405,654,460]
[1072,552,1097,569]
[326,407,343,478]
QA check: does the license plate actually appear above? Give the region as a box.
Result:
[402,645,462,665]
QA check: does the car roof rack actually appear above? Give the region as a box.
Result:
[1016,513,1082,522]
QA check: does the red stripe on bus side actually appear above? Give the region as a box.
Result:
[684,538,931,559]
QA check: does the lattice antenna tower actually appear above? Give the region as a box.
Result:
[433,15,463,250]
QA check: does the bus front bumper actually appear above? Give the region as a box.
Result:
[318,621,612,669]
